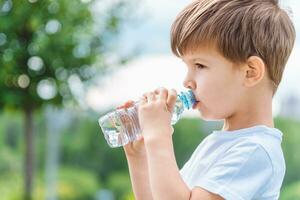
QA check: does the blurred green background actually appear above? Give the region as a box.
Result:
[1,0,300,200]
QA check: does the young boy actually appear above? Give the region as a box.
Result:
[119,0,295,199]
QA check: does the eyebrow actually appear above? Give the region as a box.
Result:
[183,56,210,65]
[193,56,211,62]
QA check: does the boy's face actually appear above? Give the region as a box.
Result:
[182,46,246,121]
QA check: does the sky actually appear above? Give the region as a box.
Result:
[87,0,300,117]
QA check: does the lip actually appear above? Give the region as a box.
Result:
[192,101,200,109]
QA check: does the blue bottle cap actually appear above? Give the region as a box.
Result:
[178,90,196,110]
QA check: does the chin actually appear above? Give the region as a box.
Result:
[198,111,225,121]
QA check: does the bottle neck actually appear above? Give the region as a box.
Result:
[177,90,196,110]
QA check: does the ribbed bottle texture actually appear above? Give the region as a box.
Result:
[98,90,196,148]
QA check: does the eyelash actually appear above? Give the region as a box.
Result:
[195,63,206,69]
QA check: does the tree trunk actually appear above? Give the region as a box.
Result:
[24,107,34,200]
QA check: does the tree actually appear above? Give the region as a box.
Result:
[0,0,131,199]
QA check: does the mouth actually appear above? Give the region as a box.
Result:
[192,101,200,109]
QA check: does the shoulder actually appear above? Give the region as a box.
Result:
[216,139,274,172]
[191,141,274,200]
[218,126,284,165]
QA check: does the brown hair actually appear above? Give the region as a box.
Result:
[171,0,296,92]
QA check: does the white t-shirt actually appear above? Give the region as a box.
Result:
[180,125,285,200]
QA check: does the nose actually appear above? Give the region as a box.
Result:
[183,76,196,90]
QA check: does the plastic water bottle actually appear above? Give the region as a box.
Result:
[98,90,196,148]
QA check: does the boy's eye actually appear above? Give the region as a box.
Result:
[195,63,206,69]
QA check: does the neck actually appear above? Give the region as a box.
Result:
[222,93,274,131]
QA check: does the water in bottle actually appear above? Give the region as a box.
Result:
[98,90,196,148]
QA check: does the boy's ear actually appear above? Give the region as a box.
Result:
[243,56,265,87]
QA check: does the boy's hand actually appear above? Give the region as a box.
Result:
[139,87,177,141]
[117,100,146,158]
[123,134,146,158]
[116,100,135,110]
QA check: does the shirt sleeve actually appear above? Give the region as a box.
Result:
[193,142,273,200]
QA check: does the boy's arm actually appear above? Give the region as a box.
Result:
[144,134,190,199]
[144,133,223,200]
[124,140,153,200]
[137,88,223,199]
[119,101,153,200]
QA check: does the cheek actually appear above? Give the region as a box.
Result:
[200,94,238,120]
[197,75,228,101]
[197,76,241,119]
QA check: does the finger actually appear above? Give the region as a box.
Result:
[167,89,177,112]
[116,100,134,109]
[146,92,156,102]
[124,100,135,108]
[139,96,147,105]
[136,134,144,141]
[155,87,168,101]
[132,135,144,150]
[124,135,144,151]
[116,103,126,109]
[116,105,123,109]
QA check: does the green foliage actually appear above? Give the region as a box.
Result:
[107,171,132,200]
[0,147,22,174]
[275,117,300,186]
[173,118,221,167]
[173,118,204,167]
[280,181,300,200]
[0,166,100,200]
[0,110,23,148]
[0,0,132,198]
[1,109,300,199]
[0,0,126,110]
[59,114,128,182]
[55,167,101,200]
[123,192,135,200]
[0,172,23,200]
